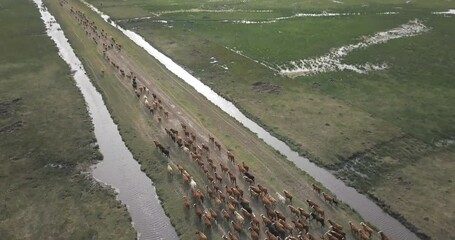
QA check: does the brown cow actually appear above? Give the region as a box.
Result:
[298,207,311,220]
[251,215,260,227]
[182,174,190,185]
[310,212,325,226]
[218,190,226,202]
[166,164,173,176]
[306,199,319,208]
[228,231,239,240]
[273,221,286,234]
[360,222,374,237]
[250,189,260,199]
[265,230,279,240]
[153,140,162,148]
[203,213,211,228]
[324,232,338,240]
[248,227,259,240]
[227,151,235,163]
[260,194,272,206]
[222,209,231,221]
[264,206,276,220]
[241,208,252,219]
[257,184,268,195]
[359,229,370,240]
[201,143,209,152]
[311,183,321,194]
[214,195,222,207]
[274,210,286,221]
[231,220,242,234]
[288,205,300,216]
[210,161,217,172]
[227,202,236,213]
[349,221,360,235]
[234,186,244,199]
[192,189,204,203]
[215,172,223,184]
[183,196,190,209]
[209,208,218,220]
[328,219,343,230]
[261,214,273,226]
[215,141,221,150]
[283,190,293,202]
[206,173,214,182]
[322,192,338,206]
[212,182,221,192]
[195,231,207,240]
[330,226,346,238]
[193,204,203,220]
[379,231,392,240]
[229,196,239,208]
[293,219,309,233]
[311,205,325,218]
[237,163,246,173]
[279,219,294,233]
[220,162,229,174]
[176,164,184,174]
[328,230,344,240]
[242,161,249,172]
[243,176,254,185]
[228,171,237,185]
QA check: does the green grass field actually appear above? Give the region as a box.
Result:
[0,0,135,239]
[43,0,392,239]
[85,0,455,239]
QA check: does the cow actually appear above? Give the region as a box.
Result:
[283,190,293,202]
[195,231,207,240]
[166,164,173,176]
[244,172,255,183]
[311,183,321,194]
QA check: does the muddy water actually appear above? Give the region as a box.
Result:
[33,1,179,239]
[85,2,421,240]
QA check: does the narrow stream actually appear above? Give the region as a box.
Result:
[33,1,179,239]
[84,2,421,240]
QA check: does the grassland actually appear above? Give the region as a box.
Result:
[0,0,135,239]
[84,0,455,239]
[43,0,386,239]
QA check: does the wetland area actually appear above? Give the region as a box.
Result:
[1,0,453,239]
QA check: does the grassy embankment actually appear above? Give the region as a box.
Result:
[86,0,455,239]
[45,0,379,239]
[0,0,135,239]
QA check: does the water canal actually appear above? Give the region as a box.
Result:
[34,1,179,239]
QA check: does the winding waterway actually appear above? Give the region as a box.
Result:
[84,2,421,239]
[33,1,179,239]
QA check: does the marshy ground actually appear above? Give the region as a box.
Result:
[84,0,455,239]
[0,0,135,238]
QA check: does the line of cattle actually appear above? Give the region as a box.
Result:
[61,1,392,240]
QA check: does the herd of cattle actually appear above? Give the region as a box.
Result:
[59,1,392,240]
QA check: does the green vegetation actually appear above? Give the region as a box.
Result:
[44,0,378,239]
[0,0,135,239]
[85,0,455,239]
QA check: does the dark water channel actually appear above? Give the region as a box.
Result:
[84,2,421,239]
[34,0,179,239]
